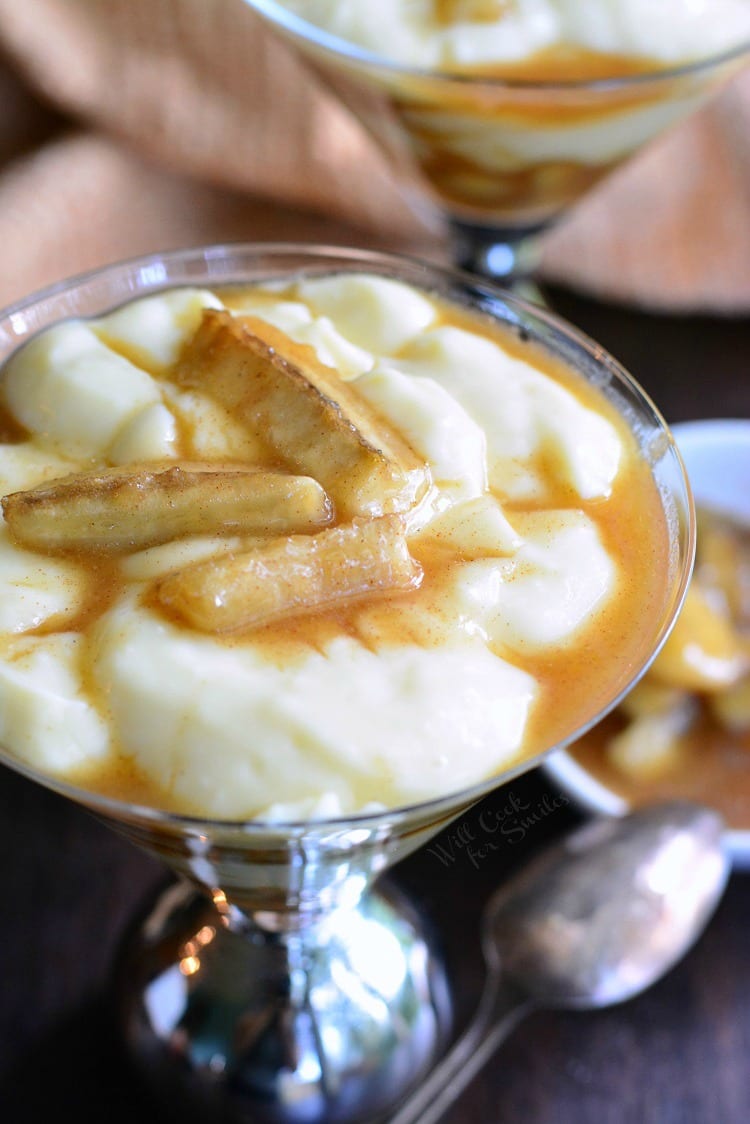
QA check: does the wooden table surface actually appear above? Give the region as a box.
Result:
[1,282,749,1124]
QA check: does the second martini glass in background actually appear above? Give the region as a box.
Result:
[243,1,750,289]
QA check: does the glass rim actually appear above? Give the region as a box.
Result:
[0,240,696,837]
[243,0,750,92]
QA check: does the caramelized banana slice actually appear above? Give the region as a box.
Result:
[175,310,429,519]
[649,583,749,693]
[607,694,699,781]
[2,464,332,552]
[158,515,423,633]
[710,673,750,734]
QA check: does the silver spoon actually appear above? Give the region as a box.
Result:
[390,800,729,1124]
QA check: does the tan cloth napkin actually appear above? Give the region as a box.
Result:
[0,0,749,314]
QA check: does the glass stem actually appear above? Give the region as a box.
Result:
[448,216,549,304]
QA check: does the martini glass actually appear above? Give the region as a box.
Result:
[0,243,694,1123]
[243,1,749,288]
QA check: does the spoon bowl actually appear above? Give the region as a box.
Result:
[391,801,729,1124]
[486,801,728,1009]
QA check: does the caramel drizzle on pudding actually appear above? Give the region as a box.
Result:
[434,0,511,26]
[0,285,672,815]
[449,43,670,83]
[389,47,698,122]
[404,142,618,221]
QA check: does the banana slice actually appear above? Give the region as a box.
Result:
[2,464,332,552]
[649,583,748,693]
[175,311,429,519]
[157,514,423,633]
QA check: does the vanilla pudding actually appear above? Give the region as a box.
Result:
[0,272,672,821]
[285,0,750,70]
[259,0,750,224]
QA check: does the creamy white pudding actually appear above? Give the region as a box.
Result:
[0,274,670,820]
[264,0,750,224]
[283,0,750,71]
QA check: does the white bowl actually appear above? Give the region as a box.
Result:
[543,418,750,868]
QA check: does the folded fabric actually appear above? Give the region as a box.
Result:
[0,0,748,313]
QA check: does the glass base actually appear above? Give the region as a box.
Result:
[113,877,452,1124]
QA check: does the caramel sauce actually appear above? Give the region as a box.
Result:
[406,144,617,220]
[1,285,672,814]
[387,42,692,114]
[435,0,510,26]
[371,42,709,221]
[450,43,667,83]
[69,748,174,811]
[572,713,750,831]
[0,401,28,444]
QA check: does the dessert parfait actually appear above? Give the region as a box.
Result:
[248,0,750,234]
[0,261,680,825]
[0,246,694,1123]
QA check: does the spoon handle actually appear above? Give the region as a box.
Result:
[389,979,532,1124]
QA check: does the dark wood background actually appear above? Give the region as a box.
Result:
[1,282,749,1123]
